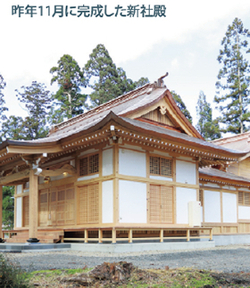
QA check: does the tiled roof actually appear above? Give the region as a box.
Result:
[120,116,247,156]
[49,83,165,137]
[1,112,247,160]
[199,167,250,184]
[213,131,250,152]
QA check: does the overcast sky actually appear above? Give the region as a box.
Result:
[1,0,250,125]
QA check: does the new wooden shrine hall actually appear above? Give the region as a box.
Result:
[0,74,250,244]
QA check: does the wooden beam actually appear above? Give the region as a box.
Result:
[28,169,39,242]
[35,164,77,177]
[7,144,63,154]
[0,169,30,185]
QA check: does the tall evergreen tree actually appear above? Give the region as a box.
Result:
[50,54,87,122]
[84,44,124,106]
[15,81,51,139]
[134,77,150,88]
[171,91,193,123]
[0,74,8,126]
[83,44,149,106]
[214,18,250,134]
[2,186,14,229]
[1,116,26,141]
[196,91,221,140]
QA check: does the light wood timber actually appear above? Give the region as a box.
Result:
[39,175,77,189]
[62,227,213,243]
[7,145,62,154]
[128,229,132,243]
[84,229,88,243]
[28,169,39,240]
[112,228,116,243]
[36,164,77,177]
[14,191,29,198]
[0,169,30,185]
[160,229,163,242]
[98,229,102,243]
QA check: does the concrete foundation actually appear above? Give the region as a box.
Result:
[0,240,215,253]
[70,240,215,253]
[213,234,250,246]
[0,243,71,253]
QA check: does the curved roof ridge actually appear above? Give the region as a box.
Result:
[49,82,154,135]
[213,131,250,144]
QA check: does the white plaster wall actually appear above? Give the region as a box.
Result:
[16,197,22,227]
[77,174,99,181]
[239,188,250,192]
[119,180,147,223]
[176,160,196,185]
[239,206,250,220]
[119,149,146,178]
[204,190,221,223]
[78,148,99,157]
[222,192,237,223]
[102,148,113,176]
[178,156,195,162]
[150,175,172,181]
[123,144,145,152]
[176,187,197,224]
[203,183,221,188]
[152,150,171,158]
[16,185,22,194]
[222,186,236,191]
[102,180,113,223]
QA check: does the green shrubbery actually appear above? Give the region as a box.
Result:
[0,253,30,288]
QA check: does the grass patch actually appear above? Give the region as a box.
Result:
[28,266,219,287]
[25,264,250,287]
[0,253,31,288]
[29,267,90,277]
[27,267,91,287]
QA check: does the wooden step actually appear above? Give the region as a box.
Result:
[5,230,64,244]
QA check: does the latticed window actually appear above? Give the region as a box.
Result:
[79,154,99,176]
[150,156,172,177]
[40,193,47,204]
[238,191,250,206]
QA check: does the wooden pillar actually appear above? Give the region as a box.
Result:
[128,229,133,243]
[84,229,88,243]
[209,228,213,241]
[0,186,3,242]
[112,228,116,244]
[27,169,39,243]
[98,229,103,243]
[160,229,163,243]
[186,229,190,242]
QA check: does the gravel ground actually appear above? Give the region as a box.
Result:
[6,244,250,273]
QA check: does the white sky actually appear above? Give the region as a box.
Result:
[1,0,250,125]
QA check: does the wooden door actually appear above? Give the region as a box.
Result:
[78,183,99,224]
[39,189,48,226]
[23,196,29,227]
[149,185,173,223]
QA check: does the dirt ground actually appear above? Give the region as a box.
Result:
[29,261,250,287]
